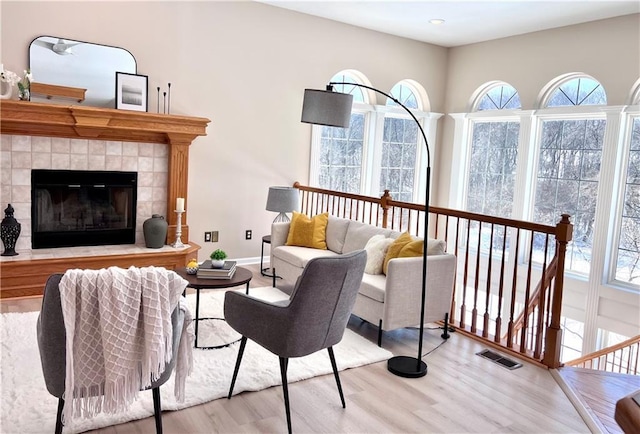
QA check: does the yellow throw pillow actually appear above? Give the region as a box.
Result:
[285,212,329,249]
[398,239,424,258]
[383,232,413,274]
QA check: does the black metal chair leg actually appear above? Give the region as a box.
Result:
[152,386,163,434]
[228,336,247,399]
[327,347,345,408]
[55,397,64,434]
[279,357,292,434]
[377,319,383,347]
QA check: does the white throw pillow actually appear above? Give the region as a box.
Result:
[363,234,394,275]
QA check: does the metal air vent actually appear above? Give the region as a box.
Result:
[476,349,522,370]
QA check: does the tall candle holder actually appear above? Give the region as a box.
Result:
[172,209,185,248]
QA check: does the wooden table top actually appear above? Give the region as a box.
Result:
[175,266,252,289]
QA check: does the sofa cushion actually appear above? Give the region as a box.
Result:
[363,234,394,275]
[426,238,446,255]
[326,216,351,254]
[273,245,338,269]
[286,212,329,249]
[359,273,386,303]
[342,220,392,253]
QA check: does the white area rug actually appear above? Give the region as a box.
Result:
[0,286,392,434]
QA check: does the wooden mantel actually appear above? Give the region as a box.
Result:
[0,100,210,145]
[0,100,211,299]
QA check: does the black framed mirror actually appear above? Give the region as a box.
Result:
[29,35,137,108]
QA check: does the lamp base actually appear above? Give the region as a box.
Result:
[273,212,291,223]
[387,356,427,378]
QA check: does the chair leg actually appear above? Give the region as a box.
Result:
[152,386,163,434]
[327,347,345,408]
[377,319,383,347]
[55,397,64,434]
[228,336,247,399]
[279,357,292,434]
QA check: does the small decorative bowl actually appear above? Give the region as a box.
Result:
[185,266,198,275]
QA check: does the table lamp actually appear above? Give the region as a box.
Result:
[266,186,299,223]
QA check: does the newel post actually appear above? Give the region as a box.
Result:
[543,214,573,368]
[381,190,392,229]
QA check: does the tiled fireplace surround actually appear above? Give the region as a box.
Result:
[0,134,169,252]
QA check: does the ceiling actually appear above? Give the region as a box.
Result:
[257,0,640,47]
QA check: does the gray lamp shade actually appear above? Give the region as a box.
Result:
[266,186,299,222]
[301,89,354,128]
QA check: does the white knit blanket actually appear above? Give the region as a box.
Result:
[58,266,194,426]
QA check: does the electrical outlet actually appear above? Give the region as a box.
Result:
[245,229,252,240]
[204,231,212,242]
[211,231,219,242]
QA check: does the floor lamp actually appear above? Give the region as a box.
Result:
[301,83,432,378]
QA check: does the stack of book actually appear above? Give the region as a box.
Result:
[196,260,237,279]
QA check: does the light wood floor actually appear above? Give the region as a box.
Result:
[1,264,590,433]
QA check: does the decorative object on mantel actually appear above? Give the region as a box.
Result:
[209,249,228,268]
[0,64,19,100]
[1,204,21,256]
[167,82,171,114]
[17,69,32,101]
[30,82,86,102]
[156,86,160,113]
[143,214,168,249]
[172,197,185,248]
[115,71,148,112]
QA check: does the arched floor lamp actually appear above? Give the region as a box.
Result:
[301,83,432,378]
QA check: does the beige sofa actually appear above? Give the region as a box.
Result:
[270,216,457,346]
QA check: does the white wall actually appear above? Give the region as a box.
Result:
[0,1,447,262]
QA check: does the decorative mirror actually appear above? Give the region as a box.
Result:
[29,35,136,108]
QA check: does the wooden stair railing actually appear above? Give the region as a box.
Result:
[565,335,640,375]
[509,256,558,339]
[292,182,573,368]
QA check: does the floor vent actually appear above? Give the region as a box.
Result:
[476,349,522,370]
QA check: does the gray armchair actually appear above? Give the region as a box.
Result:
[224,250,367,434]
[37,273,185,434]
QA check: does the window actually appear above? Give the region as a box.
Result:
[316,72,368,193]
[379,83,421,201]
[310,74,432,201]
[466,84,521,218]
[534,76,606,274]
[616,116,640,284]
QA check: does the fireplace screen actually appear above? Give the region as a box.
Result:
[31,170,137,249]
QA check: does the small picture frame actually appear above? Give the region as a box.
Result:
[115,72,148,112]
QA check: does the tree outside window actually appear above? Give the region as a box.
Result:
[534,77,606,274]
[379,83,422,202]
[616,117,640,284]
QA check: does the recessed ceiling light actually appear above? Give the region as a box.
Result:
[429,19,445,25]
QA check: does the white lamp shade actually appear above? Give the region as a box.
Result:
[301,89,354,129]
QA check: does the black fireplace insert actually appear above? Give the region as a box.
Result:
[31,169,137,249]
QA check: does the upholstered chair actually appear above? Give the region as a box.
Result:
[37,273,185,434]
[225,250,367,434]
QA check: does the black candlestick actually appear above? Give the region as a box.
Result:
[157,87,160,113]
[168,83,171,114]
[163,92,167,114]
[1,204,21,256]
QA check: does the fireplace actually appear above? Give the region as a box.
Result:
[31,170,137,249]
